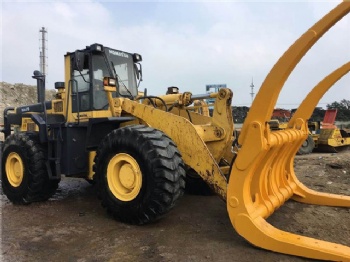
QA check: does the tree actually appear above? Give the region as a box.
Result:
[327,99,350,110]
[326,100,350,121]
[340,99,350,109]
[327,101,347,110]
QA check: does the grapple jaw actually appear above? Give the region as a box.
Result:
[229,120,350,261]
[227,2,350,260]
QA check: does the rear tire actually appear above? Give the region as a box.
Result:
[297,135,315,155]
[1,133,59,204]
[185,168,213,196]
[94,125,185,225]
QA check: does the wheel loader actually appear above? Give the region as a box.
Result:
[1,2,350,261]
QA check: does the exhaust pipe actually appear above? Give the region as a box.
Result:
[32,70,46,103]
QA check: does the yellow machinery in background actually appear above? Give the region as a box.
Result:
[1,1,350,261]
[315,109,350,152]
[271,108,350,154]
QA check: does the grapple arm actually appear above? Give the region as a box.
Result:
[227,2,350,261]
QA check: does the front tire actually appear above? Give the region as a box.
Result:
[297,135,315,155]
[94,125,185,225]
[1,133,59,204]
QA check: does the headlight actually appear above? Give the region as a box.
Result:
[90,43,104,52]
[103,77,116,87]
[166,86,179,94]
[133,53,142,62]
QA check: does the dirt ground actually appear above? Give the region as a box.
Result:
[1,150,350,262]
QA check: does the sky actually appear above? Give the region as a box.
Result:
[1,0,349,109]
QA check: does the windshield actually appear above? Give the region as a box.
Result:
[106,48,138,97]
[91,49,137,110]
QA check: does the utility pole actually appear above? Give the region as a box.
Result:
[39,27,48,79]
[250,77,255,103]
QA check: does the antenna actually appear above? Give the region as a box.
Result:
[39,27,48,80]
[250,77,255,103]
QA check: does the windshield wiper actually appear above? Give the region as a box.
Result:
[110,61,134,100]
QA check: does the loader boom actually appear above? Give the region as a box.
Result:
[108,88,234,200]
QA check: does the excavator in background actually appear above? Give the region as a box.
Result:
[1,1,350,261]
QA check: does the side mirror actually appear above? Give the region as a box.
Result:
[73,51,85,71]
[134,63,143,82]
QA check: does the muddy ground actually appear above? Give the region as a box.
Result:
[1,150,350,262]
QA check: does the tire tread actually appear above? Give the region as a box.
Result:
[94,125,185,225]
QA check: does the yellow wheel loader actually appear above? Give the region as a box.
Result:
[1,1,350,260]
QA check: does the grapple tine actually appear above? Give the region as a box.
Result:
[235,216,350,261]
[227,2,350,260]
[292,176,350,207]
[229,124,350,260]
[288,64,350,207]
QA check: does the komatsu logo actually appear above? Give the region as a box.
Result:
[109,49,129,58]
[21,107,30,113]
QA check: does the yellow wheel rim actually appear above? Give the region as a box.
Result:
[5,152,24,187]
[107,153,142,201]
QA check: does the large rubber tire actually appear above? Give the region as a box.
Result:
[297,135,315,155]
[185,168,213,196]
[1,133,59,204]
[94,125,186,225]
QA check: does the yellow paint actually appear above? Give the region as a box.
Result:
[64,54,75,123]
[5,152,24,187]
[88,151,96,180]
[227,2,350,261]
[106,153,142,201]
[20,118,38,132]
[319,129,350,147]
[120,87,234,200]
[289,62,350,152]
[6,6,350,259]
[192,100,210,117]
[289,62,350,126]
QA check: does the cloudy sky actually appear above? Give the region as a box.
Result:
[1,0,349,109]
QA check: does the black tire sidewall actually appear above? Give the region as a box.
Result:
[1,133,57,203]
[298,135,315,155]
[99,142,149,208]
[94,126,185,224]
[2,144,30,201]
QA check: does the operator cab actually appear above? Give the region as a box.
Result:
[69,43,142,113]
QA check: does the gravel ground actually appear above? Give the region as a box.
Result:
[1,150,350,262]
